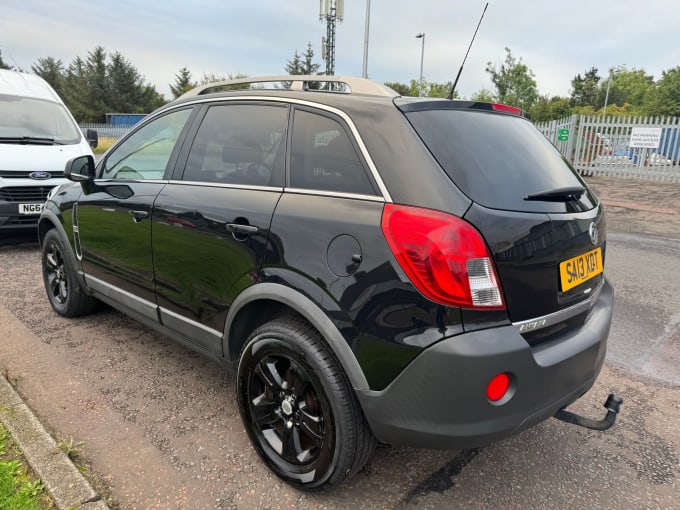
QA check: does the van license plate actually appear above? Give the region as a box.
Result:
[18,203,44,215]
[559,247,603,292]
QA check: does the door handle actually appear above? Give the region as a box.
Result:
[226,223,259,235]
[129,210,149,223]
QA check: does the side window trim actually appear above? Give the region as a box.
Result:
[170,104,209,181]
[97,106,197,181]
[288,106,379,196]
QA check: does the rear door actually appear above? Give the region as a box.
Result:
[402,104,605,327]
[151,102,288,352]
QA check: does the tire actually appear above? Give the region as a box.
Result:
[41,229,96,317]
[237,317,376,491]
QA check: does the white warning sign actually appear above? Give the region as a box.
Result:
[629,127,662,148]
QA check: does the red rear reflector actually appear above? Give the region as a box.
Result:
[492,103,522,116]
[486,373,510,402]
[381,204,505,309]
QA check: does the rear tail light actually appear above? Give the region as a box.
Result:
[381,204,505,309]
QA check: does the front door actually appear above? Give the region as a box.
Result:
[75,107,194,318]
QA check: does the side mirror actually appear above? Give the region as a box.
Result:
[86,128,99,149]
[65,155,96,182]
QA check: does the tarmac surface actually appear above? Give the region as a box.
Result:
[0,174,677,509]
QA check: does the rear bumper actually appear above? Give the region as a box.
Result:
[356,278,613,449]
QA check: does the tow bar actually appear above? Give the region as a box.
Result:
[554,393,623,431]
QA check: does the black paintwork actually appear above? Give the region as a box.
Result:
[152,184,280,345]
[465,202,605,323]
[262,193,464,389]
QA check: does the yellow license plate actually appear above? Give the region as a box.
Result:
[559,247,603,292]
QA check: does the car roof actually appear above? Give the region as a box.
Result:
[165,75,527,119]
[0,69,62,103]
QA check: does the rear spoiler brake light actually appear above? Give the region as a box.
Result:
[492,103,523,116]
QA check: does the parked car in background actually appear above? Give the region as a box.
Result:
[0,69,97,233]
[39,75,614,490]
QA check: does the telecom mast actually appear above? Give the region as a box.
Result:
[320,0,343,76]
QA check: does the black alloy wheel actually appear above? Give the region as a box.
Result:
[237,317,375,490]
[44,238,69,306]
[41,229,96,317]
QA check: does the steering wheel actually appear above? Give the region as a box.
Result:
[112,166,144,180]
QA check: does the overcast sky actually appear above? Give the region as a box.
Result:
[2,1,679,100]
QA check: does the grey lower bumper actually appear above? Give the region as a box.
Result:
[356,279,614,449]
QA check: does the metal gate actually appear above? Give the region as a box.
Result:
[536,115,680,182]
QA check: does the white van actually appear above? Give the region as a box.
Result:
[0,69,97,233]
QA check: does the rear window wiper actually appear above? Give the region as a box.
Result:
[524,186,585,202]
[0,136,62,145]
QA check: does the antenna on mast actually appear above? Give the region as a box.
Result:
[447,2,489,100]
[320,0,344,76]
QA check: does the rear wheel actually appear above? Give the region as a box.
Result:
[237,317,375,490]
[42,229,96,317]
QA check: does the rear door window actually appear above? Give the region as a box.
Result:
[405,108,596,213]
[290,109,377,196]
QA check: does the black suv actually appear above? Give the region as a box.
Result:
[39,76,613,490]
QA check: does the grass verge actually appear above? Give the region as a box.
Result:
[93,136,117,154]
[0,424,52,509]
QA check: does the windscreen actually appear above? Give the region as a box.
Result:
[0,94,82,144]
[406,109,596,213]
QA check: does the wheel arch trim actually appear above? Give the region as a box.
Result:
[224,282,369,391]
[38,209,90,294]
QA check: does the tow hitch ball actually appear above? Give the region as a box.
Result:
[553,393,623,431]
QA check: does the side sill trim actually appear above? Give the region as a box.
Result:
[84,275,158,323]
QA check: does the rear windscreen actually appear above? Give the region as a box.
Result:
[405,109,596,213]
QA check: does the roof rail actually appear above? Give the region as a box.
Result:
[177,75,398,100]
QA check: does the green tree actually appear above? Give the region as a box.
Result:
[485,47,538,110]
[384,81,412,96]
[37,47,166,122]
[285,50,303,75]
[62,57,92,121]
[0,49,12,70]
[80,46,110,122]
[285,43,321,76]
[470,88,494,102]
[529,95,572,122]
[196,72,249,91]
[31,57,65,97]
[427,81,456,98]
[170,66,194,98]
[107,51,164,114]
[599,66,654,109]
[643,66,680,117]
[570,67,600,107]
[302,43,321,75]
[383,79,458,98]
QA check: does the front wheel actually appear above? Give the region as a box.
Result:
[42,229,96,317]
[237,317,375,490]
